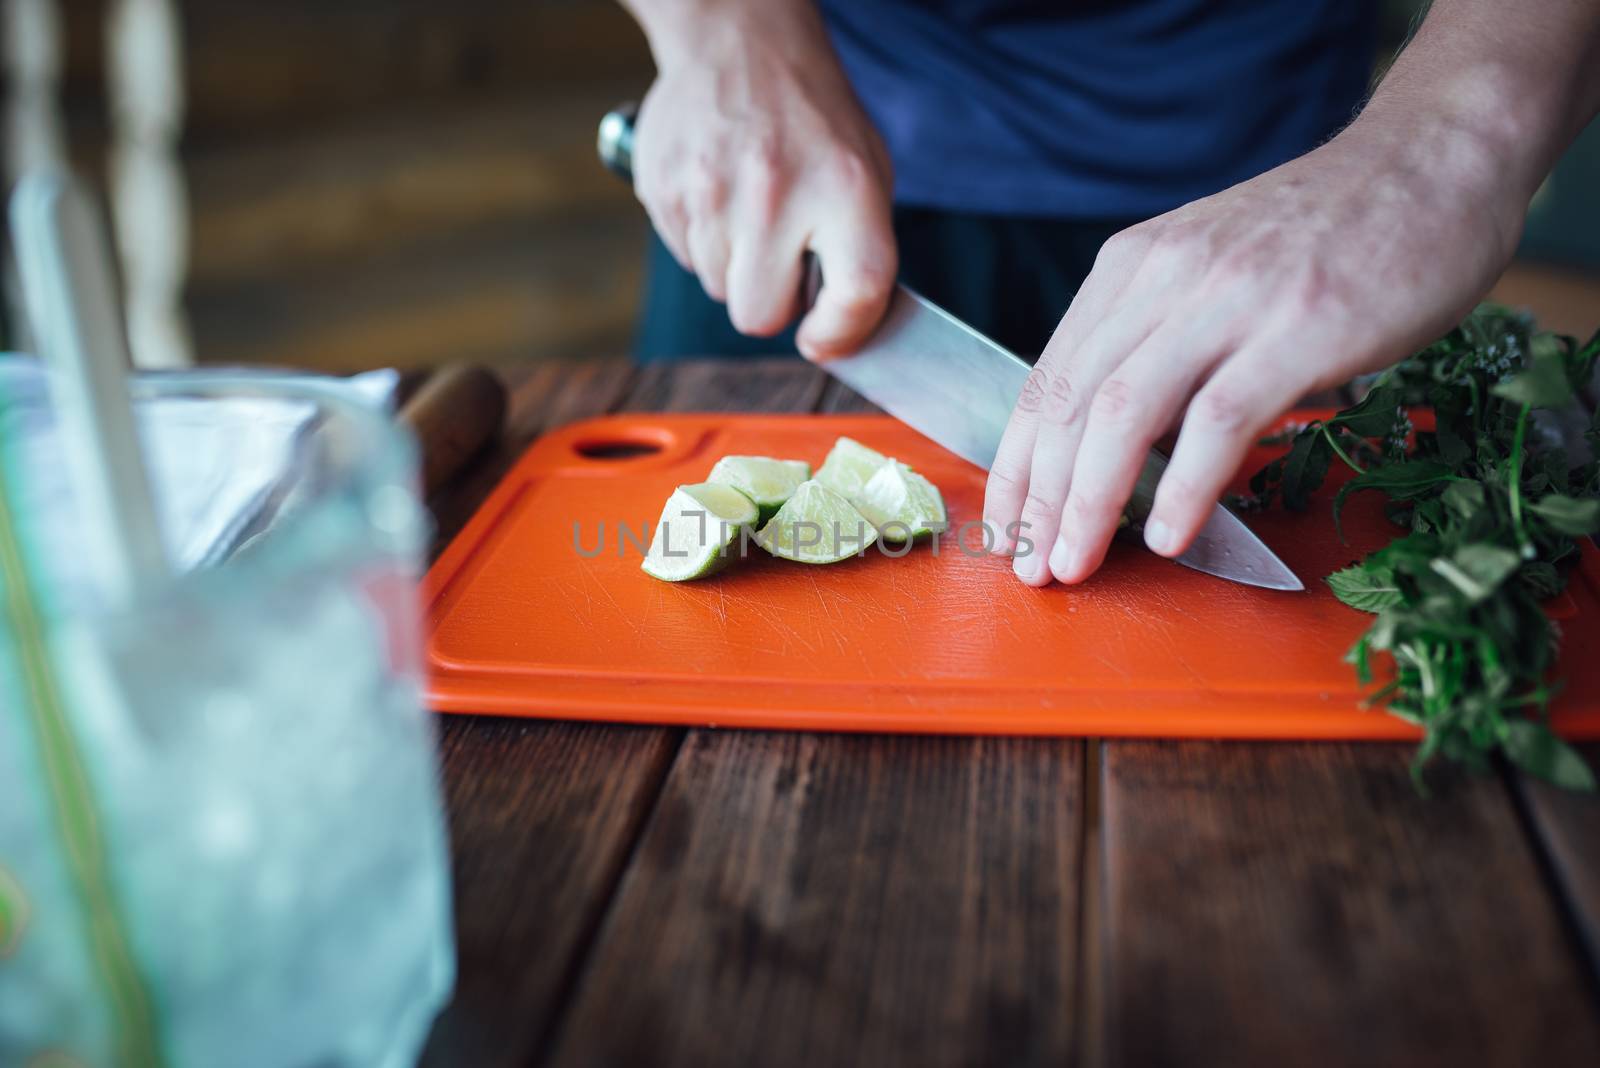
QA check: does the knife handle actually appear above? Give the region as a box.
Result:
[399,363,507,498]
[599,102,822,309]
[598,103,639,183]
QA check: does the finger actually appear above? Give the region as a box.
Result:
[685,215,731,303]
[679,156,733,302]
[796,234,896,359]
[1007,307,1161,583]
[1006,362,1090,585]
[1049,325,1220,584]
[725,224,806,338]
[631,129,692,272]
[795,182,896,359]
[983,365,1047,556]
[980,250,1134,557]
[1145,344,1308,557]
[627,99,691,273]
[643,196,693,274]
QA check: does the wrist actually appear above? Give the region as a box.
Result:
[627,0,814,73]
[1349,65,1545,260]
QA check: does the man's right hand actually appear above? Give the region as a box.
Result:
[625,0,897,360]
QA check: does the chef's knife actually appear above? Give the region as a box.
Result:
[599,105,1302,591]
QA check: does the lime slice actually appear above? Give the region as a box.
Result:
[642,482,759,581]
[707,455,811,523]
[815,436,890,498]
[754,479,879,564]
[853,460,947,540]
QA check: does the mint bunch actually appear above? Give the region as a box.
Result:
[1249,305,1600,791]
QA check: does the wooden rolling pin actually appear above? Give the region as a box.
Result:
[398,364,508,497]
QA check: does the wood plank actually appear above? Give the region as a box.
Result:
[1099,741,1600,1067]
[1511,744,1600,984]
[185,89,637,284]
[186,213,646,370]
[420,357,645,1067]
[424,359,834,1063]
[177,0,652,140]
[620,358,828,414]
[421,720,679,1068]
[817,377,885,415]
[547,732,1085,1068]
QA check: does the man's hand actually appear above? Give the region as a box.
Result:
[983,122,1513,586]
[625,0,896,359]
[983,0,1600,587]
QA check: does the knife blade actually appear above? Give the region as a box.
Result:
[598,104,1302,591]
[824,284,1302,590]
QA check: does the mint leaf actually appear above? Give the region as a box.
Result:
[1332,461,1454,540]
[1326,563,1404,612]
[1503,720,1597,791]
[1329,385,1406,437]
[1429,544,1520,603]
[1528,494,1600,536]
[1518,561,1566,600]
[1440,480,1485,521]
[1492,341,1575,409]
[1340,460,1455,498]
[1280,428,1333,512]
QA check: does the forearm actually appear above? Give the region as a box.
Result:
[1355,0,1600,243]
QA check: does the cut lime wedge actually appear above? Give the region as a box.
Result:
[754,479,879,564]
[707,455,811,523]
[853,460,947,540]
[815,436,890,498]
[642,482,759,581]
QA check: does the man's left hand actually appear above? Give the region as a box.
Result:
[982,114,1524,585]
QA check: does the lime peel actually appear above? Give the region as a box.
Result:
[641,482,759,582]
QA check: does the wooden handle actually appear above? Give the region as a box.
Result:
[399,364,507,497]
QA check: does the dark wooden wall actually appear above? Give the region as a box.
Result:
[55,0,655,371]
[34,2,1598,370]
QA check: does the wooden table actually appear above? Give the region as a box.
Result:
[417,358,1600,1068]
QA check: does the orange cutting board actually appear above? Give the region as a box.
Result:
[423,413,1600,739]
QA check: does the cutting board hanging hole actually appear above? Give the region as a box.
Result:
[574,438,666,461]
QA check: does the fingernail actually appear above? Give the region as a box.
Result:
[1049,535,1070,576]
[1013,540,1043,582]
[987,520,1014,556]
[1144,518,1175,556]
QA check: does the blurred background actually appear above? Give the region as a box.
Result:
[3,0,1597,373]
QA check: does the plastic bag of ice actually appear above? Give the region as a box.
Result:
[0,366,453,1067]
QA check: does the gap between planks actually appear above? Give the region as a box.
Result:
[1073,738,1106,1068]
[527,727,688,1064]
[1503,749,1600,1000]
[533,357,833,1062]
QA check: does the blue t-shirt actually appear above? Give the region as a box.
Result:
[817,0,1377,218]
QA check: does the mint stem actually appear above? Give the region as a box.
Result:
[1508,403,1533,558]
[1321,425,1366,475]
